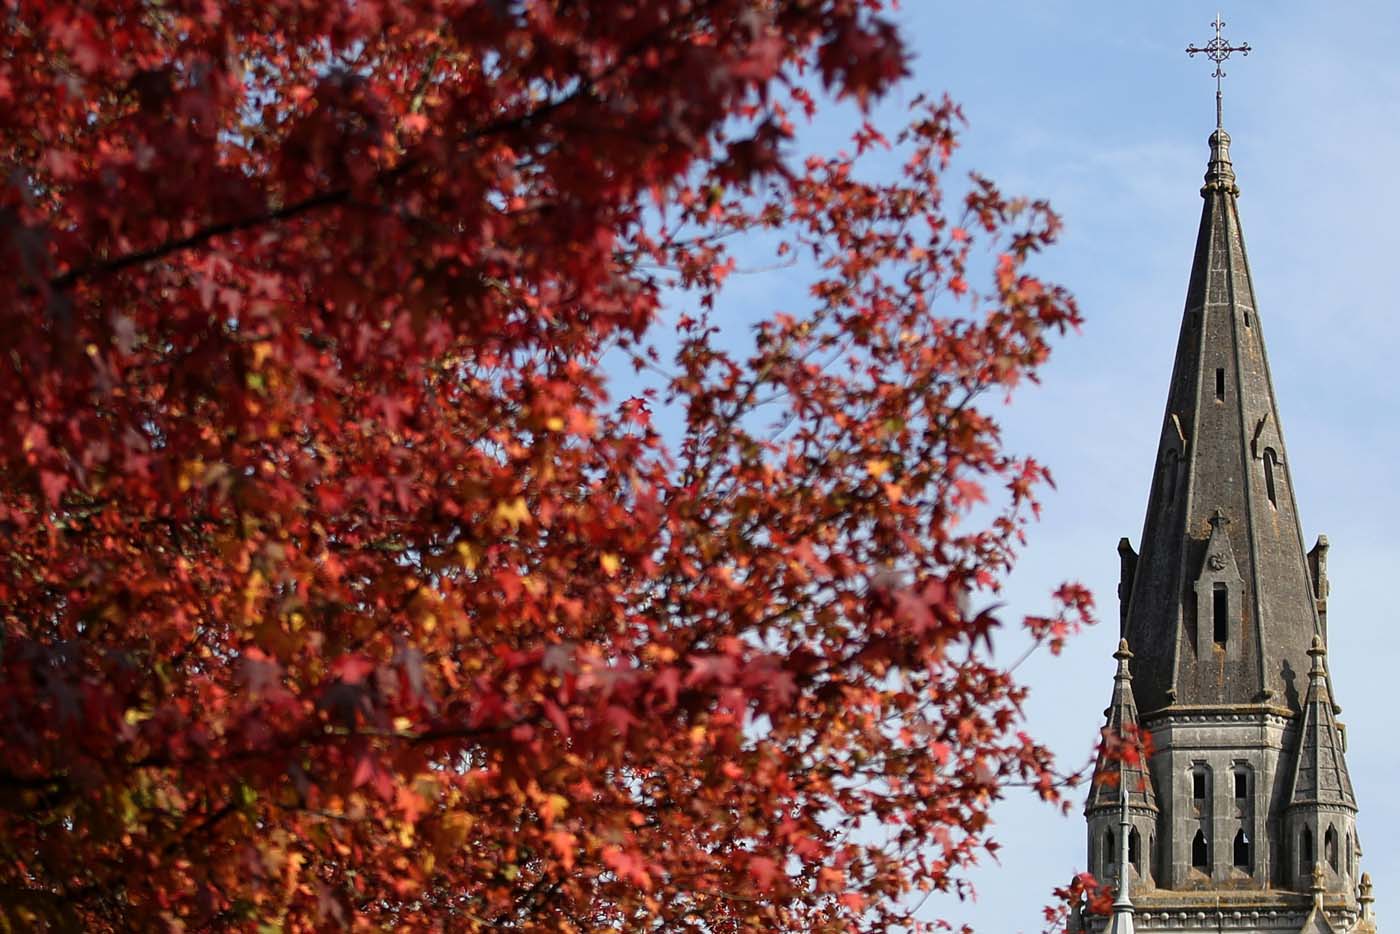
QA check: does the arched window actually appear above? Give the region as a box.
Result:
[1326,826,1339,872]
[1264,448,1280,507]
[1192,830,1209,870]
[1128,827,1141,872]
[1103,829,1115,878]
[1233,829,1251,868]
[1301,826,1314,876]
[1348,832,1355,876]
[1234,767,1248,801]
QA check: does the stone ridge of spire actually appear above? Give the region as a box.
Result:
[1286,636,1357,810]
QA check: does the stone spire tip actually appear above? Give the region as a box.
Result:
[1203,128,1239,196]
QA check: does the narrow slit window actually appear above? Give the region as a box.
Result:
[1192,830,1209,869]
[1128,828,1140,871]
[1264,448,1279,507]
[1234,829,1251,868]
[1244,311,1252,328]
[1326,827,1339,871]
[1234,770,1248,800]
[1103,829,1115,877]
[1213,584,1228,646]
[1301,827,1314,874]
[1215,367,1225,400]
[1192,770,1207,800]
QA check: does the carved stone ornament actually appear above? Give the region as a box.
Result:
[1208,553,1226,571]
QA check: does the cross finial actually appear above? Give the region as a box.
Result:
[1186,14,1251,129]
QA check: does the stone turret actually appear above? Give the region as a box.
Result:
[1086,640,1159,892]
[1283,638,1359,896]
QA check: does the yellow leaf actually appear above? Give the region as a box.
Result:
[865,458,890,480]
[455,541,480,571]
[494,497,530,528]
[545,416,565,431]
[600,553,621,576]
[541,793,570,825]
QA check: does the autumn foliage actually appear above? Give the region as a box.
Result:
[0,1,1089,931]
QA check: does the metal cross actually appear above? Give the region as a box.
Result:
[1186,14,1251,128]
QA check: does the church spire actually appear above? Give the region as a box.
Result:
[1286,636,1357,811]
[1086,25,1378,912]
[1085,641,1157,905]
[1086,640,1157,815]
[1119,122,1323,715]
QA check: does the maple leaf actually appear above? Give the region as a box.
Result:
[38,470,68,506]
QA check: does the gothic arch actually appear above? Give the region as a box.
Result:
[1233,828,1250,869]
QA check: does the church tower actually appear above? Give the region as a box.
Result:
[1075,81,1379,934]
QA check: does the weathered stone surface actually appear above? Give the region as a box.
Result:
[1123,128,1321,716]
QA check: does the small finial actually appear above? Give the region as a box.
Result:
[1308,634,1328,675]
[1209,507,1230,528]
[1114,638,1134,679]
[1311,862,1327,904]
[1360,872,1376,920]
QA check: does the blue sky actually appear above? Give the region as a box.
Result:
[849,3,1400,930]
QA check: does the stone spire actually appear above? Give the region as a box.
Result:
[1119,127,1322,715]
[1286,636,1357,810]
[1085,641,1157,907]
[1086,640,1158,815]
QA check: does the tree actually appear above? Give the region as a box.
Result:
[0,2,1089,930]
